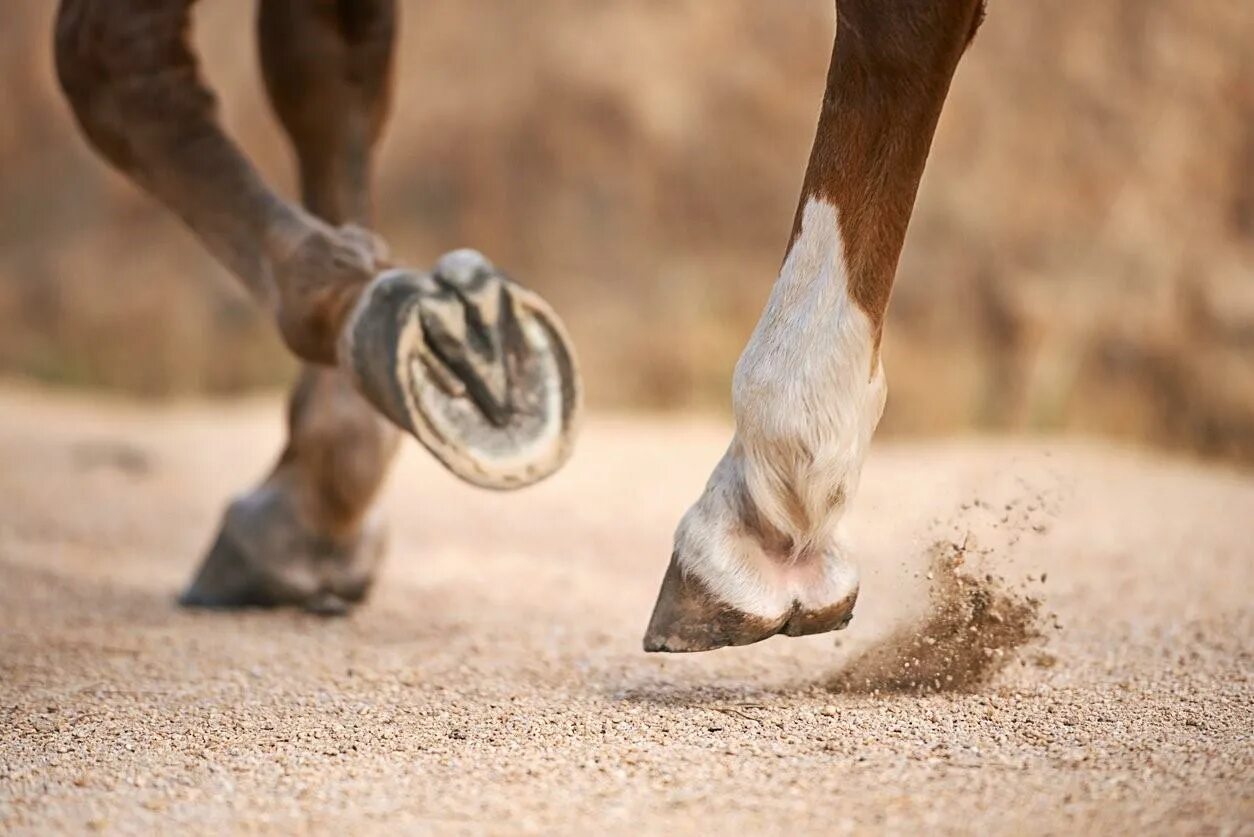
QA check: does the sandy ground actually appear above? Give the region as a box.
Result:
[0,386,1251,835]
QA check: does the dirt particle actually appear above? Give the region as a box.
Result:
[829,541,1044,694]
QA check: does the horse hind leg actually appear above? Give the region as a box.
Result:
[182,0,401,613]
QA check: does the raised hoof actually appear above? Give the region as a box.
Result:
[340,249,581,490]
[179,489,384,615]
[641,553,857,653]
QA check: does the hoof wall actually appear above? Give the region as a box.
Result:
[642,553,857,653]
[180,490,383,614]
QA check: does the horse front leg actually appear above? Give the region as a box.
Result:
[644,0,986,651]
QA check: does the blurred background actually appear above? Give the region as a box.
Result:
[1,0,1251,464]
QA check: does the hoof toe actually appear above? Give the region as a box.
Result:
[642,555,784,652]
[341,250,581,490]
[179,525,275,609]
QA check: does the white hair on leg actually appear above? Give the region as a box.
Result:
[673,197,886,621]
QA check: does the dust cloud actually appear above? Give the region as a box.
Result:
[830,470,1067,695]
[830,540,1048,694]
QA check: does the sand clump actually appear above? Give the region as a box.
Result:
[831,540,1047,694]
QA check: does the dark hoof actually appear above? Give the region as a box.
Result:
[641,553,857,653]
[340,249,581,490]
[180,489,384,614]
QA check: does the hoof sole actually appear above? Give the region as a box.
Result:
[341,249,581,490]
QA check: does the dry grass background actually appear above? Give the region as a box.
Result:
[0,1,1251,463]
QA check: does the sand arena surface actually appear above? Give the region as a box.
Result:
[0,387,1251,834]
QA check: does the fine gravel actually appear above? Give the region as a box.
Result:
[0,387,1251,834]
